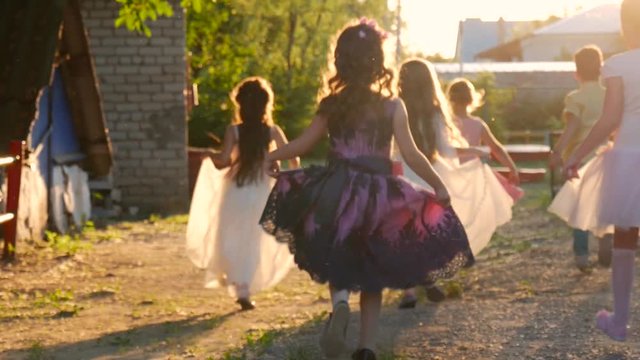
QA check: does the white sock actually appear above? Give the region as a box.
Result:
[235,283,250,299]
[330,288,349,308]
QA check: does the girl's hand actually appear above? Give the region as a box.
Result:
[472,147,491,159]
[434,185,451,208]
[263,158,280,178]
[563,155,580,180]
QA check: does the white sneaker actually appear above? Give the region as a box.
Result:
[319,300,349,358]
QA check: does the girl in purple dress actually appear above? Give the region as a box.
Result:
[260,20,473,360]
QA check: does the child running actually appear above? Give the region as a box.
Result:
[395,60,513,309]
[563,0,640,341]
[260,20,474,359]
[185,77,297,311]
[548,45,613,272]
[447,78,523,202]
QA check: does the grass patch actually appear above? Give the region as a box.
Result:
[44,231,91,256]
[32,289,83,318]
[33,289,74,308]
[221,328,283,359]
[26,341,49,360]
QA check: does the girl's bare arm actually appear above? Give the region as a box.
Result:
[271,125,301,169]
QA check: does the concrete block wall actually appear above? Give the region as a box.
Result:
[80,0,188,212]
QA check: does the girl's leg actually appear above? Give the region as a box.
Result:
[572,228,590,270]
[320,286,350,357]
[596,226,638,341]
[598,234,613,267]
[330,287,349,308]
[358,291,382,351]
[234,283,255,311]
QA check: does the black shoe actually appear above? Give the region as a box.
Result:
[397,295,417,309]
[236,298,255,311]
[352,348,377,360]
[425,285,446,303]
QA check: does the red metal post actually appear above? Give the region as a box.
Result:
[3,141,24,260]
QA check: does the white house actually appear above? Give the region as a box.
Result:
[477,4,624,62]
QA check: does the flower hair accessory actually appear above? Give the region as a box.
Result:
[358,17,388,40]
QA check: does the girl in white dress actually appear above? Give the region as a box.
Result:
[396,59,514,307]
[562,0,640,341]
[447,78,523,202]
[186,77,298,311]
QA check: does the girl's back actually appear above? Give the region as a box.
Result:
[228,123,274,185]
[605,50,640,148]
[321,94,396,159]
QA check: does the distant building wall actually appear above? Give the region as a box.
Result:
[522,34,624,61]
[438,69,576,100]
[80,0,188,213]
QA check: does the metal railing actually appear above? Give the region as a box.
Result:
[0,141,24,260]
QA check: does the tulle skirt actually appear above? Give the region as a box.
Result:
[549,147,640,235]
[402,158,514,255]
[186,158,293,298]
[260,156,474,293]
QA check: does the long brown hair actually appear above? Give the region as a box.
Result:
[319,20,394,125]
[230,77,274,186]
[398,59,459,160]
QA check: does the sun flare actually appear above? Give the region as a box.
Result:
[399,0,619,58]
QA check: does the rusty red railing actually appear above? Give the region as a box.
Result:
[0,141,25,260]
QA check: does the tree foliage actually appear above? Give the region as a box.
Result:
[115,0,202,36]
[186,0,392,148]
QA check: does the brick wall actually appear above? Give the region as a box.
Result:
[80,0,188,213]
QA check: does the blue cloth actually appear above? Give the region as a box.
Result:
[31,67,84,186]
[572,229,589,256]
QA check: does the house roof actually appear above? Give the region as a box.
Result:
[456,18,536,62]
[534,4,620,35]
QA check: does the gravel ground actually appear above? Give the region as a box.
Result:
[1,184,640,360]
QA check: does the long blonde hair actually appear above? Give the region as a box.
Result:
[398,59,464,160]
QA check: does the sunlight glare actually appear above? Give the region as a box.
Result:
[398,0,620,57]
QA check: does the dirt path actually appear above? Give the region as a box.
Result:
[2,184,640,360]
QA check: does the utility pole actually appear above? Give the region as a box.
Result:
[457,20,464,76]
[395,0,402,65]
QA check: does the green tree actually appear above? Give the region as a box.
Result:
[115,0,393,151]
[115,0,202,36]
[469,72,515,141]
[187,0,392,148]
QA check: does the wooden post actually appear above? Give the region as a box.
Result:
[3,141,24,260]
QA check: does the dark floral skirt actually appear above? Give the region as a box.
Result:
[260,156,474,292]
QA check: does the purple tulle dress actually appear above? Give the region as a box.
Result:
[260,96,474,292]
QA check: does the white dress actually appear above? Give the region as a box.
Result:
[185,149,293,298]
[398,114,513,255]
[549,49,640,234]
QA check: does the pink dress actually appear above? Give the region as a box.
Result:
[458,116,524,202]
